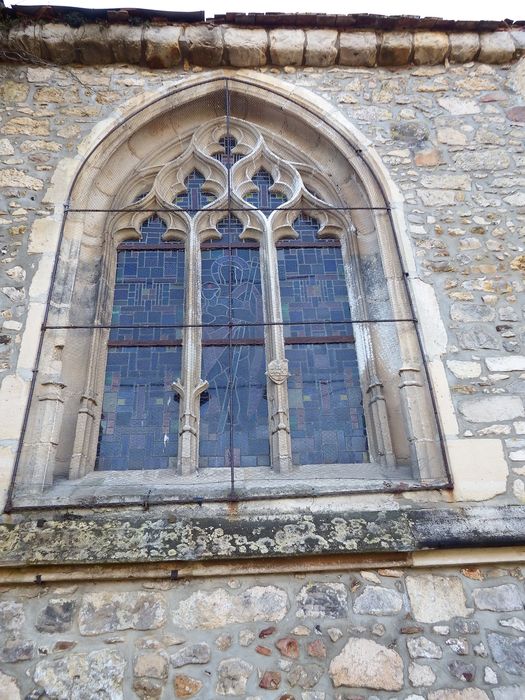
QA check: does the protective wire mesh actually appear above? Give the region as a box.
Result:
[12,78,450,506]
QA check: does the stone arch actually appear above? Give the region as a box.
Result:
[12,70,448,502]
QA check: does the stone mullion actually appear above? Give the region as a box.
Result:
[340,232,395,467]
[174,223,207,475]
[261,221,293,473]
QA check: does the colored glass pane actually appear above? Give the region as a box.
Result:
[96,346,181,471]
[287,343,367,465]
[174,170,215,213]
[213,136,243,168]
[244,168,287,214]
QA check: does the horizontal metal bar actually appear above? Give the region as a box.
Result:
[67,205,391,213]
[118,241,342,251]
[107,335,356,348]
[43,318,416,331]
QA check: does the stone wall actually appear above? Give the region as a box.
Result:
[1,56,525,501]
[1,567,524,698]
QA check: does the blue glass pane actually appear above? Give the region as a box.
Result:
[244,168,287,215]
[278,246,352,338]
[287,343,367,465]
[202,248,263,341]
[175,170,215,213]
[216,213,244,244]
[213,136,243,169]
[200,345,269,467]
[291,213,322,242]
[96,346,181,471]
[111,249,184,341]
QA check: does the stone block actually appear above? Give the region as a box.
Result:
[34,650,125,699]
[107,24,142,64]
[269,29,305,66]
[170,643,210,668]
[2,117,50,136]
[429,692,489,700]
[448,438,509,501]
[339,31,377,67]
[459,396,524,422]
[287,663,324,689]
[407,636,443,659]
[413,32,449,65]
[36,599,76,633]
[181,25,223,66]
[144,26,182,68]
[0,670,20,700]
[487,632,525,675]
[406,575,471,623]
[378,32,412,66]
[304,30,337,67]
[449,33,480,63]
[216,658,253,695]
[296,582,347,618]
[74,25,112,65]
[8,24,43,60]
[79,592,166,635]
[486,356,525,372]
[224,28,267,67]
[329,638,404,691]
[479,32,515,64]
[473,584,523,612]
[352,585,403,616]
[41,23,76,64]
[173,585,288,629]
[409,662,436,687]
[173,674,202,698]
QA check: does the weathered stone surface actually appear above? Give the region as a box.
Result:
[269,29,305,66]
[507,106,525,122]
[391,121,428,144]
[225,28,267,67]
[329,638,403,690]
[215,633,232,651]
[429,692,489,700]
[0,601,24,633]
[487,632,525,675]
[492,688,524,700]
[0,670,21,700]
[459,327,500,350]
[216,658,253,695]
[0,138,14,156]
[339,31,377,67]
[352,585,403,615]
[181,25,223,66]
[407,636,443,659]
[449,33,480,63]
[173,674,203,698]
[34,650,125,700]
[144,26,182,68]
[500,617,525,632]
[459,396,524,423]
[259,670,281,689]
[174,586,287,629]
[0,639,34,663]
[170,643,210,668]
[0,169,43,190]
[1,81,28,103]
[133,677,164,700]
[36,598,77,633]
[106,24,142,63]
[454,149,511,171]
[79,592,166,635]
[479,32,515,63]
[134,651,169,678]
[39,22,77,63]
[486,356,525,372]
[276,636,299,658]
[379,32,412,65]
[406,576,471,623]
[446,637,469,655]
[307,639,326,658]
[296,583,347,618]
[304,29,337,66]
[287,663,324,689]
[447,361,481,379]
[74,24,112,64]
[409,661,436,687]
[448,659,475,682]
[413,32,448,65]
[473,584,523,612]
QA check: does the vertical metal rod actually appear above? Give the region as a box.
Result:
[225,80,235,493]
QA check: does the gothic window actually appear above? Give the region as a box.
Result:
[95,125,371,476]
[11,87,447,506]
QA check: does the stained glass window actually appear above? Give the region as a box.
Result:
[97,136,368,475]
[96,216,183,471]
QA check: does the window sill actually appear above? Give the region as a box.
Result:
[11,463,448,509]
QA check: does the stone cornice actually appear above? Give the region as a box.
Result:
[0,504,524,567]
[0,21,523,68]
